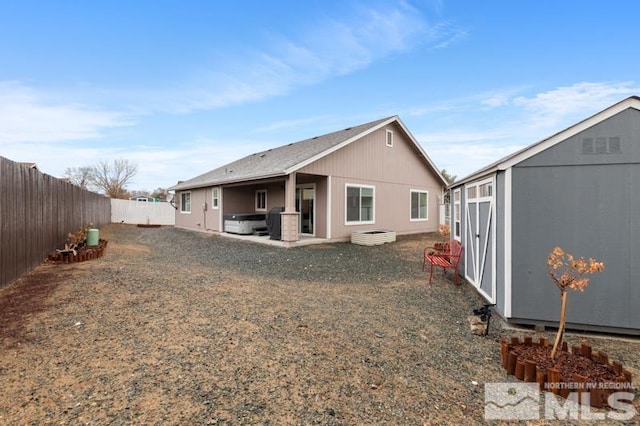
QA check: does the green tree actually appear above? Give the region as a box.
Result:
[441,169,457,185]
[441,169,457,204]
[150,187,168,201]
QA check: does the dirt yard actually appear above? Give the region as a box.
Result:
[1,224,638,424]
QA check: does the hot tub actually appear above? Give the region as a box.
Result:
[223,213,267,235]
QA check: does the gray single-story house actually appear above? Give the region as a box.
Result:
[170,116,447,246]
[450,96,640,335]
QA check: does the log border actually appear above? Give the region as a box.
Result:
[500,337,633,408]
[47,240,108,264]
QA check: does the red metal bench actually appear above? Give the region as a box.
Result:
[423,240,463,285]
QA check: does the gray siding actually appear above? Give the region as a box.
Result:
[519,108,640,167]
[511,110,640,332]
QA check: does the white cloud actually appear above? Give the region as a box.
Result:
[420,129,510,144]
[0,81,133,144]
[512,81,639,129]
[1,132,272,191]
[428,22,468,50]
[426,142,526,180]
[254,115,332,133]
[412,81,640,180]
[135,3,465,114]
[480,92,513,108]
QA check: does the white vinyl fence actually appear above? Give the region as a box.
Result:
[439,203,450,225]
[111,199,175,225]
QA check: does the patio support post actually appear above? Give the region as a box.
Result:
[281,172,299,242]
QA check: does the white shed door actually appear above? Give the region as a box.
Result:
[464,177,495,302]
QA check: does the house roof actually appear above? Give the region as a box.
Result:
[451,96,640,188]
[171,116,447,191]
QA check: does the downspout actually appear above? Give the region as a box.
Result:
[219,187,224,232]
[326,176,332,240]
[203,188,208,230]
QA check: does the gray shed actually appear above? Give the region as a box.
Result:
[450,96,640,335]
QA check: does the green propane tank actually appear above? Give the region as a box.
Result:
[87,228,99,246]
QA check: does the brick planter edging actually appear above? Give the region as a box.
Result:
[47,240,108,264]
[501,336,633,408]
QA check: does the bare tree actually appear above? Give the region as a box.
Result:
[91,159,138,199]
[63,166,94,189]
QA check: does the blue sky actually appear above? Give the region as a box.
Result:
[1,1,639,191]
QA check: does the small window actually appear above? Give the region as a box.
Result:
[386,129,393,147]
[410,190,428,221]
[479,182,492,198]
[453,189,461,240]
[346,184,375,224]
[255,189,267,211]
[467,186,477,200]
[180,192,191,213]
[212,187,220,209]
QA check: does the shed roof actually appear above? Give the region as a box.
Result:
[171,116,446,190]
[451,96,640,187]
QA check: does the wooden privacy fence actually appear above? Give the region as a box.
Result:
[0,156,111,287]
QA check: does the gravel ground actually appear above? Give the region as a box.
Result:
[1,224,639,425]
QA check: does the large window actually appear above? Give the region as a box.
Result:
[453,189,461,240]
[180,192,191,213]
[255,189,267,211]
[410,190,428,221]
[346,184,374,224]
[212,187,220,209]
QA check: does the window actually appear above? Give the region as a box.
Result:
[453,189,461,240]
[410,190,428,221]
[346,184,375,224]
[212,187,220,209]
[467,179,492,202]
[255,189,267,211]
[467,186,477,200]
[386,129,393,147]
[479,182,493,198]
[180,192,191,213]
